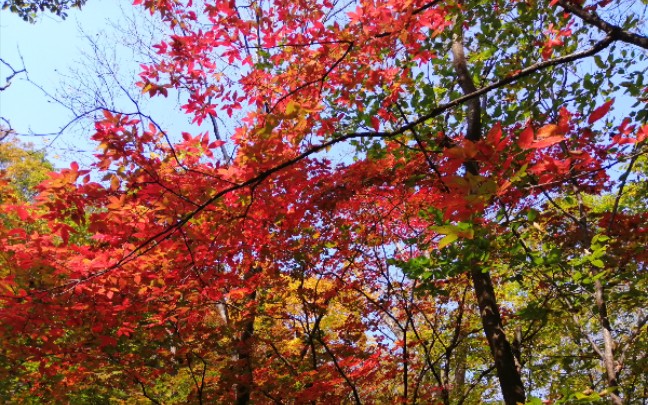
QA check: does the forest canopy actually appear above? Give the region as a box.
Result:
[0,0,647,404]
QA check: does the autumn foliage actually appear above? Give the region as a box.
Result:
[1,0,647,404]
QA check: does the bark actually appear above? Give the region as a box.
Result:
[235,267,260,405]
[470,268,526,404]
[594,279,623,405]
[235,311,255,405]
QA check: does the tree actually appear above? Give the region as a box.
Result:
[0,137,54,401]
[0,136,53,201]
[1,0,647,403]
[2,0,87,22]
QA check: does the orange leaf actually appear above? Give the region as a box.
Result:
[536,124,560,139]
[462,142,478,159]
[445,147,465,159]
[498,180,512,195]
[110,175,120,191]
[228,288,252,300]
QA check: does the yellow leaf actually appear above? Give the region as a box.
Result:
[285,100,299,116]
[141,83,153,94]
[438,234,458,249]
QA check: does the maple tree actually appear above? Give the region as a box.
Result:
[1,0,648,403]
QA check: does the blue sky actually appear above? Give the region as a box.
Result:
[0,1,210,166]
[0,0,122,136]
[1,1,643,172]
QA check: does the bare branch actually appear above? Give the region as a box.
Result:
[557,0,648,50]
[0,58,26,92]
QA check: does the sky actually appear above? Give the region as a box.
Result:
[0,0,210,167]
[1,1,120,131]
[1,1,644,172]
[0,1,352,170]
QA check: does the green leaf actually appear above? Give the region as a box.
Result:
[591,259,605,269]
[526,396,544,405]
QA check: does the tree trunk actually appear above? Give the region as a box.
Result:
[235,312,255,405]
[451,20,527,404]
[470,268,526,405]
[235,267,260,405]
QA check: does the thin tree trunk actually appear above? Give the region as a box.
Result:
[452,329,467,401]
[594,279,622,405]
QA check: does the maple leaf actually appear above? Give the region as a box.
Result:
[588,99,614,124]
[2,0,646,403]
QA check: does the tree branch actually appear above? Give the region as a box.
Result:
[0,58,26,92]
[557,0,648,50]
[47,35,617,291]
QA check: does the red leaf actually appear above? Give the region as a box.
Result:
[486,123,502,144]
[557,107,572,133]
[60,226,70,245]
[531,136,564,149]
[14,206,29,221]
[371,116,380,131]
[541,46,554,60]
[637,124,648,142]
[518,125,534,149]
[588,99,614,124]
